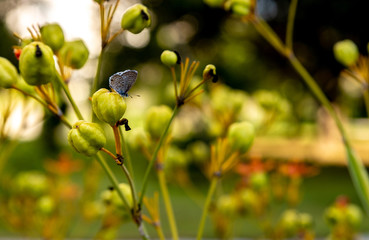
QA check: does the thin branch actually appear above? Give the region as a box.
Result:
[286,0,299,49]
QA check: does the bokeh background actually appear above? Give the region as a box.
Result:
[1,0,369,238]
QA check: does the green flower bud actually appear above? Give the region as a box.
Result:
[41,23,65,52]
[101,188,114,205]
[19,41,55,86]
[144,105,172,139]
[68,120,106,156]
[21,38,33,48]
[298,213,313,229]
[127,127,150,150]
[203,64,218,82]
[217,195,238,217]
[83,201,104,219]
[160,50,180,67]
[37,195,55,215]
[204,0,224,8]
[225,0,252,17]
[110,183,133,209]
[211,85,248,115]
[333,39,359,67]
[187,141,210,163]
[249,172,268,190]
[324,206,345,227]
[227,121,254,154]
[280,210,299,236]
[239,189,258,212]
[0,57,19,88]
[92,88,127,126]
[121,4,151,34]
[14,171,48,197]
[346,204,362,228]
[165,146,187,171]
[59,40,89,69]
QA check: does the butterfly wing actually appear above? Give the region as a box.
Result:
[109,70,138,97]
[118,70,138,95]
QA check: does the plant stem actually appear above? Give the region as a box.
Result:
[156,225,166,240]
[96,152,130,209]
[287,55,348,137]
[286,0,298,50]
[171,67,179,101]
[196,178,217,240]
[139,105,179,205]
[96,152,150,240]
[91,48,105,99]
[250,17,287,56]
[11,85,73,128]
[119,126,134,179]
[100,147,117,159]
[55,74,84,120]
[157,169,179,240]
[251,16,369,215]
[112,125,122,156]
[120,164,138,211]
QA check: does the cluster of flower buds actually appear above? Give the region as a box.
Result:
[278,209,313,237]
[324,196,362,230]
[203,0,255,17]
[160,50,218,107]
[14,171,49,197]
[68,120,106,156]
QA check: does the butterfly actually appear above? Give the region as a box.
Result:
[109,70,138,97]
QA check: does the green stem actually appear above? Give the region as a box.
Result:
[96,152,150,240]
[91,49,105,122]
[120,164,138,211]
[139,105,179,205]
[91,48,105,97]
[120,164,150,239]
[12,85,47,107]
[346,145,369,215]
[56,74,84,120]
[119,126,134,178]
[158,169,179,240]
[287,55,348,138]
[12,85,73,128]
[196,178,218,240]
[286,0,298,50]
[156,226,166,240]
[251,17,369,216]
[251,17,287,56]
[96,152,131,209]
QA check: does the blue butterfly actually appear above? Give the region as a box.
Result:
[109,70,138,97]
